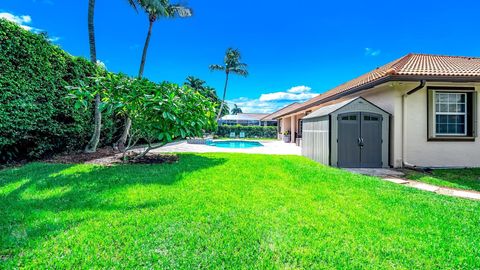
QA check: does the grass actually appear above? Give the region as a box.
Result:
[1,153,479,269]
[404,168,480,192]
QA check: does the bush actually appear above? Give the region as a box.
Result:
[0,19,119,162]
[216,125,277,139]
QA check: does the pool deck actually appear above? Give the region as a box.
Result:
[151,140,302,156]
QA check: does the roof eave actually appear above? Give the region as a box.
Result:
[275,75,480,118]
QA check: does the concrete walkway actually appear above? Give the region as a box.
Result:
[346,168,480,201]
[151,140,302,156]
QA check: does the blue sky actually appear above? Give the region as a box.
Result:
[2,0,480,113]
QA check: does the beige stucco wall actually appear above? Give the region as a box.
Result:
[280,81,480,168]
[279,113,304,142]
[348,81,480,168]
[402,82,480,168]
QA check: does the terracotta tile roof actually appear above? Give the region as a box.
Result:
[276,53,480,118]
[261,102,302,121]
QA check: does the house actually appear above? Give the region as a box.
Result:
[218,113,277,127]
[266,53,480,168]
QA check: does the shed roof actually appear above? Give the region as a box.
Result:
[302,99,356,120]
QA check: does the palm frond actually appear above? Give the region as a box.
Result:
[230,68,248,77]
[127,0,138,13]
[234,62,248,69]
[134,0,168,18]
[168,5,193,18]
[209,64,225,72]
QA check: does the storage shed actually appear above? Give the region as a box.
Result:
[302,97,390,168]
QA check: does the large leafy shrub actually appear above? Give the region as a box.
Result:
[0,19,118,162]
[217,125,277,138]
[124,81,217,157]
[70,75,217,159]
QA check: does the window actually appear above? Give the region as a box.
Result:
[364,115,380,121]
[298,119,303,138]
[435,93,467,136]
[428,88,477,140]
[341,115,357,121]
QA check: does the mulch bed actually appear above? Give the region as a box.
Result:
[45,147,179,165]
[46,147,119,164]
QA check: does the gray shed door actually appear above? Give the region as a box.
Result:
[337,112,383,168]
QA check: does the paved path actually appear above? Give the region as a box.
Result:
[346,168,480,201]
[151,140,302,156]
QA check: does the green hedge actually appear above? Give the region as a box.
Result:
[217,125,277,138]
[0,19,119,162]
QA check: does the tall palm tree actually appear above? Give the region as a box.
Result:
[210,48,248,121]
[129,0,192,78]
[231,104,243,115]
[117,0,193,149]
[85,0,102,153]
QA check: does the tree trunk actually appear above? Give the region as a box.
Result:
[117,117,132,151]
[216,72,230,121]
[85,0,102,153]
[138,19,154,79]
[117,19,154,149]
[85,94,102,153]
[88,0,97,63]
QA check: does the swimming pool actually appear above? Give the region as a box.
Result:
[207,140,263,149]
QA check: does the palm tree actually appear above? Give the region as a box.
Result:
[128,0,192,78]
[117,0,193,149]
[185,76,206,91]
[231,104,243,115]
[210,48,248,121]
[84,0,102,153]
[184,76,230,116]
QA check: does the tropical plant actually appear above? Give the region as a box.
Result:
[117,0,193,149]
[184,76,229,117]
[0,19,120,162]
[231,104,243,115]
[69,75,217,159]
[112,80,217,159]
[84,0,103,153]
[217,125,277,139]
[209,48,248,121]
[185,76,206,91]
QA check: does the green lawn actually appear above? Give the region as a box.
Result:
[404,168,480,192]
[1,154,479,269]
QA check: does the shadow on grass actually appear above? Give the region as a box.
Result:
[0,153,226,256]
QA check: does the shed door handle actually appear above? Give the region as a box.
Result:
[358,137,364,147]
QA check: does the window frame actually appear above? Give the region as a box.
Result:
[427,87,477,142]
[433,92,468,137]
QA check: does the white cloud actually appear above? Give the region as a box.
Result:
[48,36,61,42]
[227,85,318,113]
[1,12,61,41]
[365,47,381,57]
[96,60,108,70]
[287,85,312,93]
[0,12,36,31]
[259,85,317,102]
[226,98,286,114]
[260,92,317,102]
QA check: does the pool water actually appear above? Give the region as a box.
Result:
[208,140,263,149]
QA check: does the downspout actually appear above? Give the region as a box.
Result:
[402,80,426,168]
